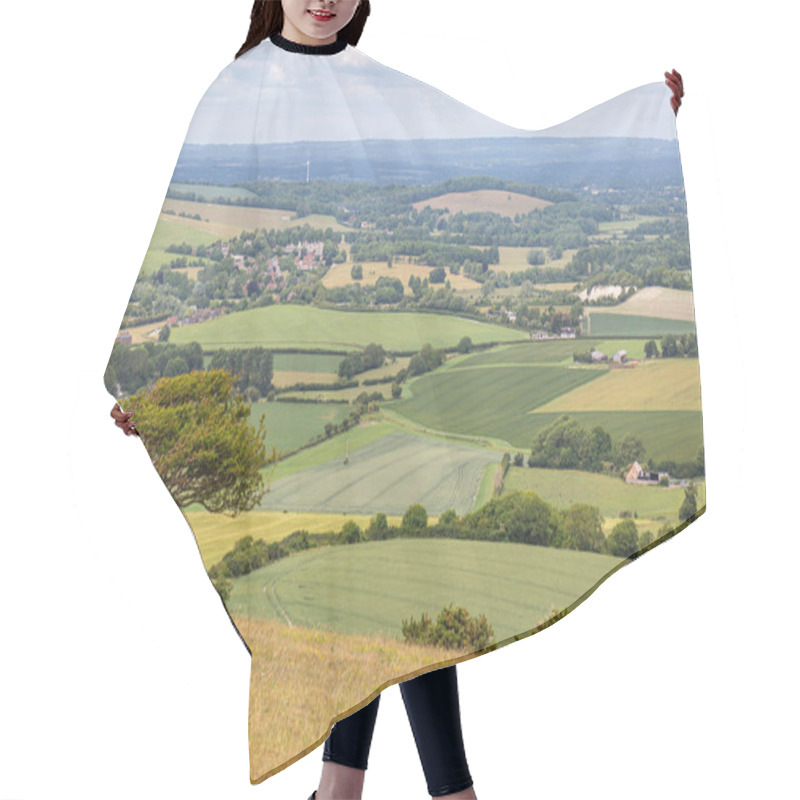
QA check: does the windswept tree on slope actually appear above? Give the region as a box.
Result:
[124,369,269,516]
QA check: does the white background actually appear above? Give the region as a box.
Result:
[1,1,796,798]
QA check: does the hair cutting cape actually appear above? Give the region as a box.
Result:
[104,30,706,785]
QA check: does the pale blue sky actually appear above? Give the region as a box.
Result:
[184,41,676,145]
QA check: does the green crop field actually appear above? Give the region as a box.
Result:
[226,537,623,644]
[167,305,529,351]
[272,352,345,373]
[169,182,262,201]
[391,363,605,445]
[585,312,697,337]
[257,431,502,516]
[247,399,353,456]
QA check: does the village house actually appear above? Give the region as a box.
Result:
[612,349,627,363]
[625,460,670,485]
[559,326,576,338]
[591,349,608,362]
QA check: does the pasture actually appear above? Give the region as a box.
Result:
[247,399,353,456]
[503,466,706,521]
[273,352,344,373]
[169,182,261,201]
[257,431,502,516]
[137,216,219,275]
[167,304,529,351]
[584,312,697,337]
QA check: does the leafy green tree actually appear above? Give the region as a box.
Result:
[560,503,606,553]
[159,324,171,342]
[661,334,679,358]
[644,339,659,359]
[430,266,446,283]
[679,481,698,521]
[608,519,639,557]
[362,342,386,370]
[466,490,558,546]
[402,503,428,533]
[457,336,473,354]
[125,369,268,515]
[350,263,363,280]
[613,433,646,469]
[164,355,189,377]
[367,512,390,540]
[340,520,364,544]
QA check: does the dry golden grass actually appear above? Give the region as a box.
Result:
[237,615,520,784]
[412,188,552,217]
[496,245,578,274]
[533,358,702,413]
[322,257,482,293]
[590,286,696,322]
[160,198,349,238]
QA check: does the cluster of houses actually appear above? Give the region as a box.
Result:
[280,240,325,271]
[224,238,324,275]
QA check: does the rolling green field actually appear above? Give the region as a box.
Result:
[272,352,348,373]
[226,537,623,643]
[503,466,706,520]
[248,399,353,456]
[258,431,501,516]
[138,217,219,274]
[168,305,529,351]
